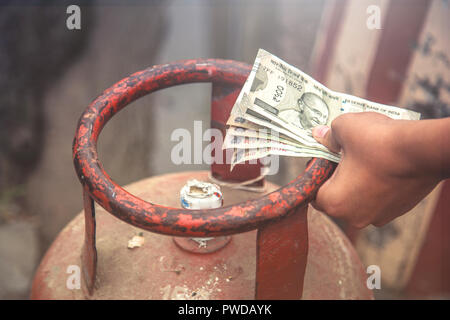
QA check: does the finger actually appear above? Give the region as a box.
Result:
[312,159,350,219]
[311,178,333,214]
[311,163,339,215]
[312,125,341,153]
[310,198,324,213]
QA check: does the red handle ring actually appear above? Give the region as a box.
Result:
[73,59,336,237]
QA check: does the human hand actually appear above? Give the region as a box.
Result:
[311,112,442,228]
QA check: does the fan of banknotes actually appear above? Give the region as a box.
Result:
[223,49,421,169]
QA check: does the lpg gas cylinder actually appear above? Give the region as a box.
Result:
[31,59,373,300]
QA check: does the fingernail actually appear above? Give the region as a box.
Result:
[312,125,330,139]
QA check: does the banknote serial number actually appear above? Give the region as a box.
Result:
[277,75,303,92]
[260,64,303,94]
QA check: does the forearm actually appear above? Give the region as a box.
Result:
[400,117,450,180]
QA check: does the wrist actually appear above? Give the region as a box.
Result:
[398,118,450,181]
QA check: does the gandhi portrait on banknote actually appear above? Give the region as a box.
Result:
[295,92,329,129]
[273,91,329,132]
[250,66,329,131]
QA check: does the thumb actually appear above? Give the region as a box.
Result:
[312,125,341,153]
